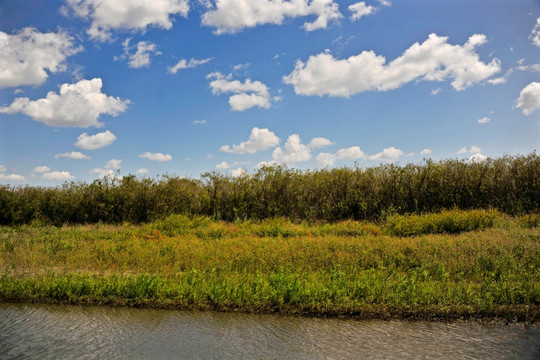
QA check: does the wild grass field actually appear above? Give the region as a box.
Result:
[1,210,538,321]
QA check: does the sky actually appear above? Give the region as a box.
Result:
[0,0,539,186]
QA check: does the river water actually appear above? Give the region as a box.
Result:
[0,303,538,359]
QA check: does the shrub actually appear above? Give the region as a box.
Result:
[385,209,501,236]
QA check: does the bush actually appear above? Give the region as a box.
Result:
[384,209,501,236]
[0,153,538,225]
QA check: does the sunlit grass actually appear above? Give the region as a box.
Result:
[1,211,538,320]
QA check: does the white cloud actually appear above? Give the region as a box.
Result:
[529,17,540,47]
[469,153,487,163]
[201,0,341,34]
[516,63,540,72]
[316,146,367,167]
[32,166,51,173]
[65,0,190,42]
[91,159,122,179]
[75,130,117,150]
[207,72,277,111]
[105,159,122,170]
[477,117,491,124]
[220,127,279,154]
[430,88,441,95]
[368,147,404,162]
[307,137,333,149]
[349,2,375,21]
[487,68,513,85]
[119,39,157,68]
[138,152,173,162]
[206,154,214,159]
[0,173,25,182]
[283,33,501,97]
[136,168,150,174]
[193,119,207,125]
[458,145,482,155]
[0,27,81,89]
[216,161,230,169]
[230,167,248,177]
[420,148,432,155]
[272,134,312,164]
[0,78,129,127]
[516,82,540,116]
[168,57,212,73]
[0,165,6,172]
[42,171,74,181]
[55,151,91,160]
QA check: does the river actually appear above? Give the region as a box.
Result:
[0,303,538,359]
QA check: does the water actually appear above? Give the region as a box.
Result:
[0,303,538,359]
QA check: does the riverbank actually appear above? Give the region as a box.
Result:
[1,212,538,322]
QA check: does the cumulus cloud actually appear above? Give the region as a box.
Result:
[55,151,91,160]
[458,145,482,155]
[220,127,279,154]
[516,82,540,116]
[349,2,375,21]
[119,39,158,68]
[369,147,404,162]
[0,173,25,182]
[168,58,212,74]
[530,17,540,47]
[420,148,432,155]
[75,130,117,150]
[283,33,501,97]
[230,167,248,177]
[469,153,487,163]
[32,166,51,173]
[0,78,129,127]
[271,134,331,165]
[316,146,366,167]
[42,171,75,181]
[0,27,81,89]
[193,120,206,125]
[136,168,150,174]
[430,88,441,95]
[317,146,404,166]
[308,137,333,149]
[64,0,190,41]
[207,72,278,111]
[477,117,491,124]
[272,134,312,164]
[201,0,341,34]
[91,159,122,179]
[138,152,173,161]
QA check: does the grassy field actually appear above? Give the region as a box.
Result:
[1,210,539,321]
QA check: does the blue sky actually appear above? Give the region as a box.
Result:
[0,0,539,185]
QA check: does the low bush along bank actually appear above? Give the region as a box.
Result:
[1,210,538,321]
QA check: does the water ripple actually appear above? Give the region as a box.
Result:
[0,303,538,360]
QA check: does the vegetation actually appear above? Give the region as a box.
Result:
[1,211,538,321]
[0,154,538,225]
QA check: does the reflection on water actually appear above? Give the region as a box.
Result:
[0,303,538,359]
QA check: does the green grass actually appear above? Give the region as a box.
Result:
[0,211,538,321]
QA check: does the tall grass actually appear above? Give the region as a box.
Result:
[1,154,538,225]
[0,215,538,320]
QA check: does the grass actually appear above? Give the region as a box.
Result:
[0,210,539,321]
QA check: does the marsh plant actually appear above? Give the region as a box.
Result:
[0,154,538,226]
